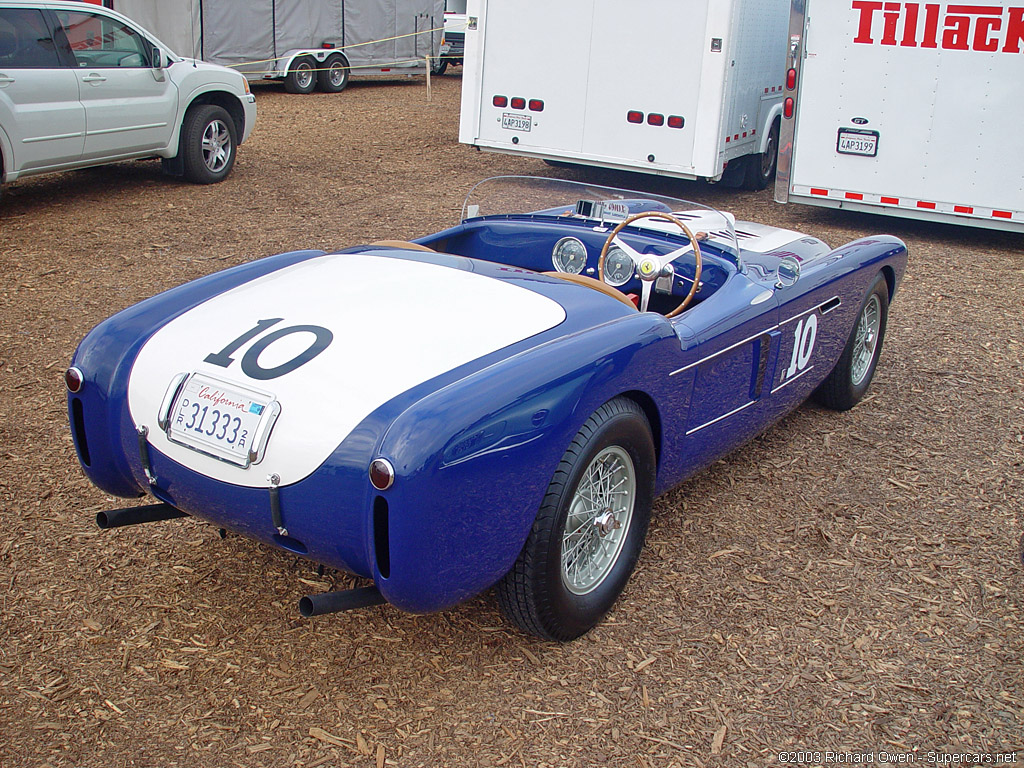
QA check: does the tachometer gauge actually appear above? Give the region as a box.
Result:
[551,237,588,274]
[603,247,634,286]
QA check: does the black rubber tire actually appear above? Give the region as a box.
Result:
[180,104,237,184]
[742,118,780,191]
[317,54,350,93]
[813,272,890,411]
[430,57,448,76]
[496,397,656,641]
[284,57,317,94]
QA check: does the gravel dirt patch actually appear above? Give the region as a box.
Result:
[1,74,1021,767]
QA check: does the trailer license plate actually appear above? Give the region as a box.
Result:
[502,113,532,132]
[836,128,879,157]
[167,374,279,467]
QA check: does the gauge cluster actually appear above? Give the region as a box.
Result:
[551,236,636,287]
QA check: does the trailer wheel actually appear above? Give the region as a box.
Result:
[317,54,350,93]
[430,57,448,76]
[284,57,317,94]
[742,118,780,190]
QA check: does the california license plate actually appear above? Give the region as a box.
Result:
[836,128,879,157]
[166,373,280,467]
[502,113,532,132]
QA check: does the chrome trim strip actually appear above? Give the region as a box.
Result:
[771,364,815,394]
[157,372,189,431]
[685,399,757,436]
[780,296,840,326]
[669,326,778,376]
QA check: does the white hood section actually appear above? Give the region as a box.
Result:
[128,252,566,487]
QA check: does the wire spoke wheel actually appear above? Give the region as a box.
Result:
[560,446,635,595]
[496,397,655,641]
[851,294,880,385]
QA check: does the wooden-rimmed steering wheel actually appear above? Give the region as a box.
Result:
[598,211,703,318]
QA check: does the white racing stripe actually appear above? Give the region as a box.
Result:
[128,252,567,487]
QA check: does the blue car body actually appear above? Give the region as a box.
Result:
[67,178,907,617]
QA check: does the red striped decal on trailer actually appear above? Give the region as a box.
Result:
[799,187,1018,221]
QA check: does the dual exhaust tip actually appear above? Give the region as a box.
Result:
[95,502,386,617]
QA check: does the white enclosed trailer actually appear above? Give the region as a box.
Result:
[776,0,1024,232]
[112,0,444,93]
[458,0,790,189]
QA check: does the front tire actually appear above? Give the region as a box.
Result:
[497,397,656,641]
[317,54,350,93]
[813,272,890,411]
[180,105,236,184]
[284,57,317,94]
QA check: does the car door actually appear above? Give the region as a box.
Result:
[53,7,177,162]
[669,270,782,478]
[0,7,83,174]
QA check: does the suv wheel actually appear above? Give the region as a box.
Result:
[181,105,237,184]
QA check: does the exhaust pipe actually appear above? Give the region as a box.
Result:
[96,503,188,529]
[299,585,386,617]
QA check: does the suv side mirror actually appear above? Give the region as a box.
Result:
[148,42,164,69]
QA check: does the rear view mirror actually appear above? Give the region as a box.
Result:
[775,255,801,288]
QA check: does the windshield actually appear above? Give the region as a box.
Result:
[461,176,741,266]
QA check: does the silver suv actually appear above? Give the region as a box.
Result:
[0,0,256,196]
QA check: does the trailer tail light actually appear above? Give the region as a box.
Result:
[786,68,797,90]
[647,113,664,126]
[668,115,684,128]
[627,110,643,124]
[528,99,544,112]
[510,97,526,110]
[492,95,508,107]
[784,97,794,118]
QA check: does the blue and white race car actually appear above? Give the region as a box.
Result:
[66,177,908,640]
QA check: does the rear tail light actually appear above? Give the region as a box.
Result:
[528,99,544,112]
[510,97,526,110]
[786,68,797,90]
[667,115,684,128]
[493,95,508,107]
[784,97,794,118]
[647,113,664,126]
[627,110,643,124]
[65,366,83,393]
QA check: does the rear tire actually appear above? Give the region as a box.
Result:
[430,58,448,76]
[180,104,236,184]
[742,118,780,191]
[317,54,349,93]
[497,397,655,641]
[284,57,317,94]
[813,272,890,411]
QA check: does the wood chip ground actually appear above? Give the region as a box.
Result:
[0,73,1021,767]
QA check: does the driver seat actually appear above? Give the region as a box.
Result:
[542,272,638,311]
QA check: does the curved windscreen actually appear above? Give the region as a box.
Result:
[461,176,740,265]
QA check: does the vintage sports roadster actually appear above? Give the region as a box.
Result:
[66,177,907,640]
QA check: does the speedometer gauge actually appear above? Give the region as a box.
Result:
[603,247,634,287]
[551,237,588,274]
